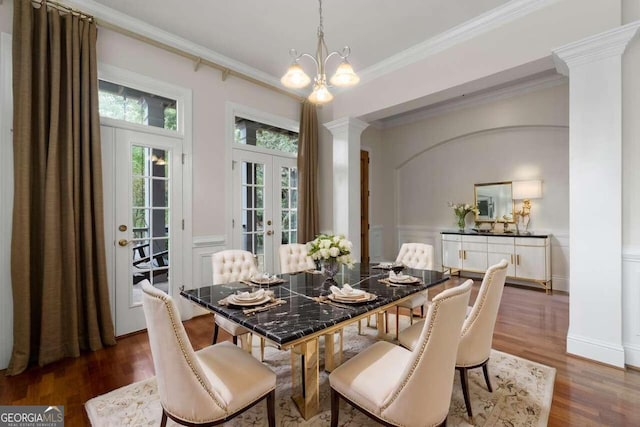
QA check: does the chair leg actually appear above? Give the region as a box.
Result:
[260,337,266,362]
[385,311,388,333]
[358,319,362,335]
[458,367,473,417]
[420,305,424,318]
[396,306,400,339]
[212,323,219,344]
[266,389,275,427]
[482,360,493,392]
[410,309,414,325]
[232,335,238,345]
[160,410,168,427]
[331,388,340,427]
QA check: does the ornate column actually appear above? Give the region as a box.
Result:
[553,22,640,367]
[324,117,369,262]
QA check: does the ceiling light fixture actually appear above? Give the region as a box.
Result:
[280,0,359,104]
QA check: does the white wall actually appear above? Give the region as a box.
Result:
[622,4,640,366]
[372,84,570,291]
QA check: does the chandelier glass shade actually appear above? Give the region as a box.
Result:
[280,0,359,104]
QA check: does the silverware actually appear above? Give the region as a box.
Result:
[242,299,286,315]
[314,297,354,310]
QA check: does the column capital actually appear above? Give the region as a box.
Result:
[323,117,369,136]
[552,21,640,76]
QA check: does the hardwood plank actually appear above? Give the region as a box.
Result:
[1,280,639,426]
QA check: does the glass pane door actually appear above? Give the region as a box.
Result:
[233,150,297,273]
[114,128,182,336]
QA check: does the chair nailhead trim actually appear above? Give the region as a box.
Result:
[144,289,228,420]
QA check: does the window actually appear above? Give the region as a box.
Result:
[235,117,298,154]
[98,80,177,130]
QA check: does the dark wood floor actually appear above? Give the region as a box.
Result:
[1,278,640,426]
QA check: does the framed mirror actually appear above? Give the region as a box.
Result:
[474,181,514,223]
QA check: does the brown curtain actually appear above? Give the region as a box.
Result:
[8,0,115,375]
[297,101,319,243]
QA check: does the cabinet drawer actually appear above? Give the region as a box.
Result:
[488,243,514,254]
[442,234,461,242]
[461,235,487,243]
[463,242,487,252]
[515,237,547,247]
[488,236,514,244]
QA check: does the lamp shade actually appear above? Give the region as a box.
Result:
[281,62,311,89]
[512,180,542,200]
[308,83,333,104]
[329,60,360,87]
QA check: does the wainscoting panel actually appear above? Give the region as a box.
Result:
[623,248,640,368]
[183,235,226,319]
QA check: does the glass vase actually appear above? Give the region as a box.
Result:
[456,215,466,231]
[321,258,339,282]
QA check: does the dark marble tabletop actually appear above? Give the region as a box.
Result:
[181,263,447,348]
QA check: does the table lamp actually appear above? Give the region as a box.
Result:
[512,180,542,234]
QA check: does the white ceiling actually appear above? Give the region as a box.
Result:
[93,0,509,81]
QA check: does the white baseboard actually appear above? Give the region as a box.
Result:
[567,333,625,368]
[551,275,569,293]
[624,343,640,368]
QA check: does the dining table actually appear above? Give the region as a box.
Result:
[180,262,447,419]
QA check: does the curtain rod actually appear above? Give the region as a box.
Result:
[32,0,95,22]
[96,19,303,102]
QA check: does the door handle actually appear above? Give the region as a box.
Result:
[266,230,273,236]
[118,239,131,247]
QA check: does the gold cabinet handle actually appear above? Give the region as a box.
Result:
[463,250,467,260]
[516,254,520,265]
[510,254,514,264]
[458,250,462,259]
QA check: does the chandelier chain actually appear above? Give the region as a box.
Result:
[318,0,324,36]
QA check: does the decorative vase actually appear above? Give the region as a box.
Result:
[456,215,466,231]
[322,258,340,281]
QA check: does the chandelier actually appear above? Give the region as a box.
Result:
[280,0,360,104]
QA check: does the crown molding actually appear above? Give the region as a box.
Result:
[60,0,303,97]
[378,72,567,129]
[552,21,640,76]
[358,0,560,84]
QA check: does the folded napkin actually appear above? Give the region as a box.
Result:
[389,271,416,283]
[234,288,265,301]
[330,284,367,300]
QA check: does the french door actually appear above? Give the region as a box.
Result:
[104,127,183,336]
[232,149,298,273]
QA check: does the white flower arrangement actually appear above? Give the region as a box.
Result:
[307,234,355,268]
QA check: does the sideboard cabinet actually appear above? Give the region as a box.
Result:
[441,231,552,293]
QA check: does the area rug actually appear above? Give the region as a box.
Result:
[86,323,555,426]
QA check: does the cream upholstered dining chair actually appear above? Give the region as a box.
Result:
[399,259,509,418]
[140,281,276,427]
[393,243,434,335]
[211,250,261,355]
[329,280,472,427]
[279,243,315,274]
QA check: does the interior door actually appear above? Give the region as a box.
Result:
[113,128,183,336]
[232,149,297,273]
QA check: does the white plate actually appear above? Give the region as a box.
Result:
[233,291,266,302]
[226,295,271,307]
[328,293,377,304]
[250,277,283,285]
[389,275,420,284]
